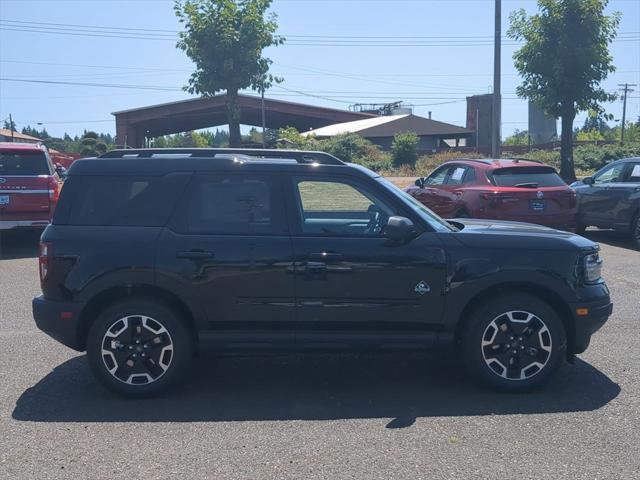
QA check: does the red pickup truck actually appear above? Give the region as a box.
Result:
[0,142,63,231]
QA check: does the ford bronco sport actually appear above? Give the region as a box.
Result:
[32,148,612,397]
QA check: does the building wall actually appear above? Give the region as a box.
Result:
[528,101,557,144]
[466,94,493,148]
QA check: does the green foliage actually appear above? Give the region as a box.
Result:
[503,129,530,146]
[516,142,640,174]
[391,132,419,167]
[83,131,99,139]
[274,128,391,171]
[3,119,17,131]
[508,0,620,181]
[152,128,230,148]
[576,129,605,142]
[174,0,284,146]
[21,125,50,139]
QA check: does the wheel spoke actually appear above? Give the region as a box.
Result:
[100,314,174,386]
[481,309,552,381]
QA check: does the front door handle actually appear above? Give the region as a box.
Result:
[309,252,343,261]
[176,250,214,260]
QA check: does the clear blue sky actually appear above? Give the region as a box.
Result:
[0,0,638,139]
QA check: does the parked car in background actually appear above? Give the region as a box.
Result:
[405,159,577,230]
[571,157,640,249]
[0,142,64,231]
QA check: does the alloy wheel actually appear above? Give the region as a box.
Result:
[481,310,552,381]
[101,315,174,385]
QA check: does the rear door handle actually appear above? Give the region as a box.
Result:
[309,252,343,261]
[176,250,214,260]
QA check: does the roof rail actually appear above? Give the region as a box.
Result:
[99,148,345,165]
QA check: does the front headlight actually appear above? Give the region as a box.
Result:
[583,251,603,284]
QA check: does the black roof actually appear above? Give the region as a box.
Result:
[67,148,379,177]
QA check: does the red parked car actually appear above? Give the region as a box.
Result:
[0,142,63,231]
[405,159,577,230]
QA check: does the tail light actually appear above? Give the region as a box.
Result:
[47,177,60,203]
[39,242,52,286]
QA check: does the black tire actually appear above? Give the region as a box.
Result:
[86,298,193,397]
[575,223,587,235]
[632,213,640,250]
[461,293,566,392]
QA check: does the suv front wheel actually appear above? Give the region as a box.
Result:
[462,293,566,392]
[86,298,193,397]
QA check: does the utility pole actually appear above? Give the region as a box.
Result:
[491,0,502,158]
[618,83,637,145]
[9,113,15,142]
[260,75,267,148]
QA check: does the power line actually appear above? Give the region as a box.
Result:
[1,20,638,46]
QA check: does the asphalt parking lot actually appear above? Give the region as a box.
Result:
[0,229,638,479]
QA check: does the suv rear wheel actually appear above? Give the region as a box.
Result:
[462,293,566,392]
[86,298,193,397]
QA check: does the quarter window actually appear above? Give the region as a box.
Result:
[626,163,640,182]
[68,175,188,226]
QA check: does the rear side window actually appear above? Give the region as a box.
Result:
[66,173,190,226]
[0,151,50,175]
[626,163,640,182]
[490,167,566,187]
[175,174,278,235]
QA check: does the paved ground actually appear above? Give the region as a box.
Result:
[0,229,638,480]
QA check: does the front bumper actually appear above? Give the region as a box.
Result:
[568,287,613,354]
[32,295,85,351]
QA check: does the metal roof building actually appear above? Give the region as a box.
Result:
[112,94,375,148]
[302,114,473,151]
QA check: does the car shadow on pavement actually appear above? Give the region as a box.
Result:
[582,228,636,251]
[12,352,620,428]
[0,230,40,260]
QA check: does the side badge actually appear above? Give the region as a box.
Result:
[415,281,430,295]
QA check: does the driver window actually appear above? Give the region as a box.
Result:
[294,179,394,236]
[594,163,625,184]
[425,167,450,186]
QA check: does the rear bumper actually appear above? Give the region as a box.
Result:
[0,220,50,230]
[32,295,85,351]
[568,288,613,354]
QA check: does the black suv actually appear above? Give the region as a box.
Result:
[33,148,612,397]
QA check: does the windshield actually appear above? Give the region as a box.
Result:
[490,167,565,187]
[375,177,456,232]
[0,151,50,175]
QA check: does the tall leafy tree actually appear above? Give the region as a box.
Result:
[175,0,284,147]
[508,0,620,182]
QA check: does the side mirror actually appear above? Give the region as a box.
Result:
[383,216,417,243]
[414,178,425,188]
[582,176,594,186]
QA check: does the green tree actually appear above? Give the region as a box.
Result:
[508,0,620,182]
[3,119,17,131]
[391,132,420,167]
[175,0,284,147]
[503,129,530,146]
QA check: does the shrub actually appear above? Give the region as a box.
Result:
[391,132,419,167]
